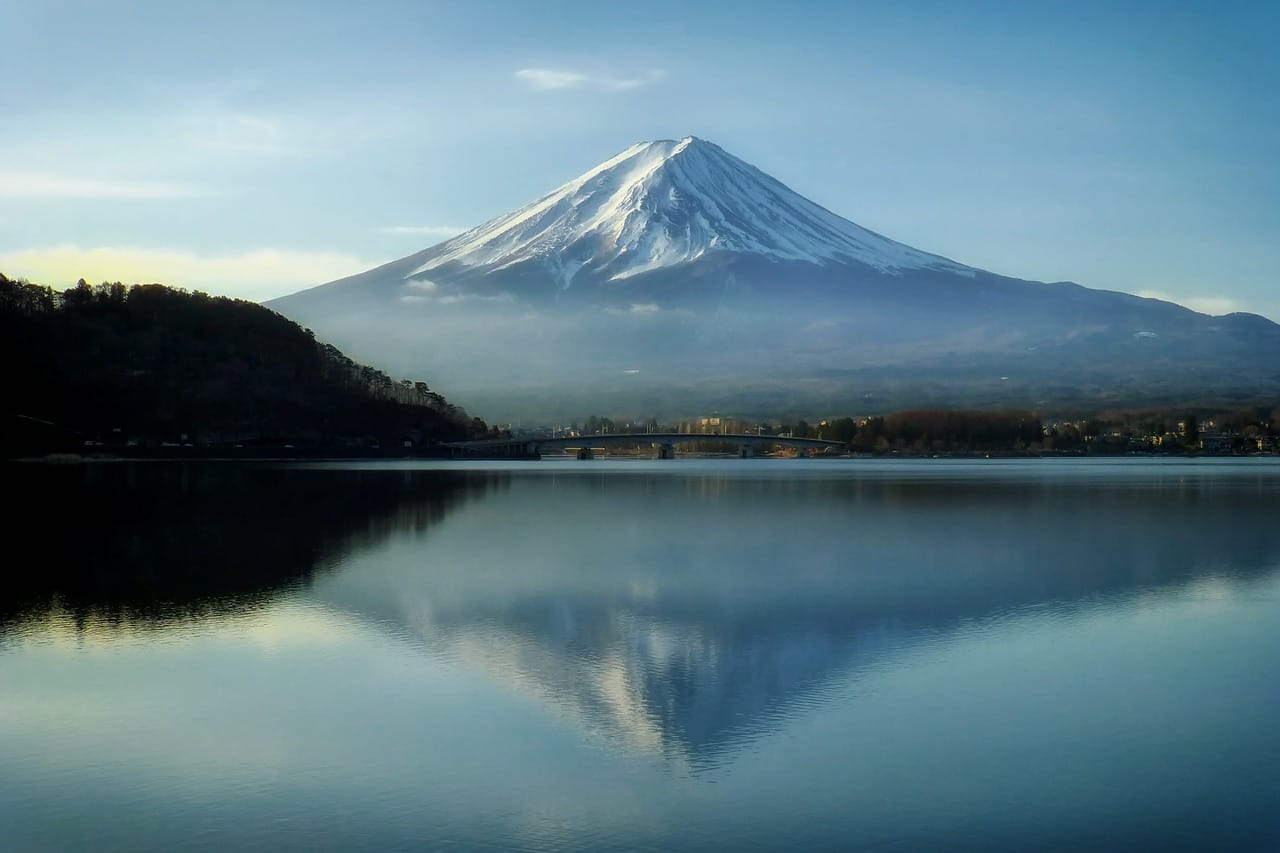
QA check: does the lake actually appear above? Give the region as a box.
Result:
[3,458,1279,851]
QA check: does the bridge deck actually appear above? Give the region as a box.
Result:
[445,433,847,452]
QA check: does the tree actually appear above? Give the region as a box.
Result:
[824,417,857,445]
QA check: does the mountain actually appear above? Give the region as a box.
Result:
[399,136,974,285]
[269,137,1280,420]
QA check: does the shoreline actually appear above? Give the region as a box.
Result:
[7,449,1278,465]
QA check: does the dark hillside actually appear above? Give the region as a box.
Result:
[1,274,496,455]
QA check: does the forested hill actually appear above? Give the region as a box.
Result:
[1,274,498,456]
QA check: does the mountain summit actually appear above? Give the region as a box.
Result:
[410,136,971,287]
[270,138,1280,420]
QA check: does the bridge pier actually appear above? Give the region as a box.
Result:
[738,445,754,458]
[656,443,676,460]
[795,447,811,458]
[576,447,595,460]
[500,443,539,458]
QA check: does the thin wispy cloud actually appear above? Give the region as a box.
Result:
[380,225,467,238]
[514,67,665,92]
[396,292,515,305]
[180,108,388,159]
[0,245,373,302]
[0,171,208,200]
[604,302,664,317]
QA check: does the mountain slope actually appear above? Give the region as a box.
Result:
[269,138,1280,420]
[276,136,975,313]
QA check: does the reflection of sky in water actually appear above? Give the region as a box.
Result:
[2,459,1280,851]
[310,461,1280,768]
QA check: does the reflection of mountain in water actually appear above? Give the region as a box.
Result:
[1,463,495,630]
[312,469,1280,766]
[10,463,1279,768]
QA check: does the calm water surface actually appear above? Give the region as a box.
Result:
[2,458,1279,851]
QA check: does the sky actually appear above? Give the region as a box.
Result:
[2,0,1277,319]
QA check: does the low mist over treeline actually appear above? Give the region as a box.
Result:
[1,274,499,455]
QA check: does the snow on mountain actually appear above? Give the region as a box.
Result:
[408,136,974,287]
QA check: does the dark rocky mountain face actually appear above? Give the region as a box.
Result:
[268,139,1280,421]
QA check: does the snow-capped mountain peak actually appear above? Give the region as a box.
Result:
[409,136,972,286]
[269,136,1280,422]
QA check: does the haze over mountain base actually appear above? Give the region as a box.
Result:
[270,138,1280,422]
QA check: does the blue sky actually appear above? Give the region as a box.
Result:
[3,0,1277,318]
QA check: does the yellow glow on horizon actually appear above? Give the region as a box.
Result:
[0,245,373,302]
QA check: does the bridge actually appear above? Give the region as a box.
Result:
[443,432,848,459]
